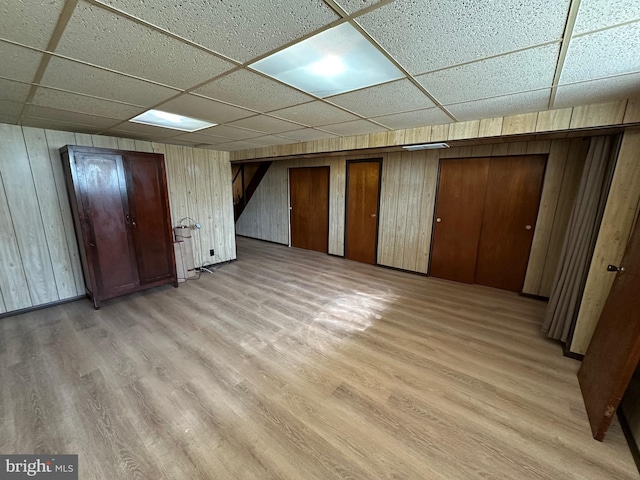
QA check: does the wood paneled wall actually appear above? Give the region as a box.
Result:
[235,138,589,297]
[0,124,234,315]
[235,157,346,255]
[571,128,640,354]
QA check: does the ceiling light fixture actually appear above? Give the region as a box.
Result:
[403,142,450,151]
[249,22,404,97]
[130,109,216,132]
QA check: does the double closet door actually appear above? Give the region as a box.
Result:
[430,155,546,292]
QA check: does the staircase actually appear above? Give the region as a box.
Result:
[232,161,272,222]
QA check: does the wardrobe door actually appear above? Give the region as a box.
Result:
[430,158,490,283]
[474,155,546,292]
[124,153,175,285]
[76,151,139,298]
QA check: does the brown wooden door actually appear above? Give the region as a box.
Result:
[76,152,139,297]
[346,160,381,264]
[289,166,329,253]
[430,158,490,283]
[578,213,640,441]
[474,155,546,292]
[124,154,175,284]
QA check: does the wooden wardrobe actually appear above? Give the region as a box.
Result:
[60,145,177,308]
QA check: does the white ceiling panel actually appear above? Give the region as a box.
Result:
[0,100,24,116]
[213,140,266,151]
[271,101,359,126]
[0,114,19,125]
[327,79,435,117]
[98,0,339,63]
[0,41,43,82]
[195,125,265,141]
[21,117,101,134]
[334,0,386,14]
[279,128,338,142]
[357,0,571,74]
[100,120,182,137]
[41,57,179,107]
[195,70,313,113]
[0,78,32,103]
[23,105,120,128]
[446,90,551,121]
[250,135,299,146]
[31,88,145,119]
[101,129,157,141]
[555,73,640,108]
[0,0,65,48]
[373,108,452,130]
[573,0,640,35]
[416,44,560,105]
[160,94,255,124]
[319,119,388,136]
[560,22,640,84]
[56,2,235,89]
[228,115,305,134]
[168,132,233,145]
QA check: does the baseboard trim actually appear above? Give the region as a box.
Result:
[0,295,86,320]
[520,292,550,301]
[375,263,429,277]
[618,408,640,475]
[235,234,288,247]
[327,253,345,258]
[562,342,585,361]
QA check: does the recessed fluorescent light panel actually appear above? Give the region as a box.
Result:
[249,22,404,97]
[130,109,216,132]
[403,142,450,151]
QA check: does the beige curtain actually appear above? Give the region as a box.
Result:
[542,135,621,343]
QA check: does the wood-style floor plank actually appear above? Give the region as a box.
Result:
[0,236,637,479]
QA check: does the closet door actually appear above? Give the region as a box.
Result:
[289,166,330,253]
[76,151,139,298]
[474,155,546,292]
[345,160,381,264]
[430,158,490,283]
[124,153,175,284]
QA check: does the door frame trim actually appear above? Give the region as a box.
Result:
[344,158,383,264]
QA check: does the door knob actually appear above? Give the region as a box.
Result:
[370,213,377,218]
[436,218,442,223]
[525,225,532,230]
[607,264,625,272]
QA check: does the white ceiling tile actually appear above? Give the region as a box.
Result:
[195,125,264,141]
[102,129,157,141]
[0,0,65,48]
[446,90,551,121]
[228,115,305,134]
[0,100,24,116]
[41,57,179,107]
[357,0,571,74]
[0,78,32,103]
[319,119,388,136]
[327,79,435,117]
[100,121,182,138]
[279,128,338,142]
[0,114,19,125]
[573,0,640,35]
[271,101,359,126]
[160,94,255,124]
[194,70,313,112]
[169,132,233,145]
[416,44,560,105]
[555,73,640,108]
[98,0,339,63]
[373,108,453,130]
[250,135,298,146]
[23,105,120,128]
[56,1,235,89]
[20,117,101,134]
[0,41,43,82]
[31,88,145,119]
[333,0,385,14]
[560,22,640,84]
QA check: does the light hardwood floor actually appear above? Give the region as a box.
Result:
[0,236,637,479]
